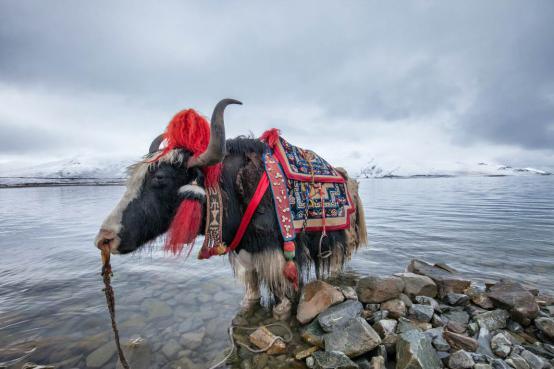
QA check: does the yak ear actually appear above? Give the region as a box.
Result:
[178,181,206,202]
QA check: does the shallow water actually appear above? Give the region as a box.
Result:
[0,176,553,368]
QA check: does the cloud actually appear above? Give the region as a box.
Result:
[0,0,553,171]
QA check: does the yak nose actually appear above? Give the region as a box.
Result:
[95,228,118,252]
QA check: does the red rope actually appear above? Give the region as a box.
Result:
[228,172,269,251]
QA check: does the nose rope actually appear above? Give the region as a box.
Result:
[100,245,131,369]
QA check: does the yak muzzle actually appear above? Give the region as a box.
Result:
[95,228,120,254]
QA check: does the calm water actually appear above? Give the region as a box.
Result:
[0,176,553,368]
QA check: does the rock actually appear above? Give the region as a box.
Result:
[324,317,381,357]
[432,314,447,327]
[307,356,316,368]
[370,310,390,323]
[506,353,530,369]
[445,293,470,306]
[249,326,287,355]
[443,307,470,326]
[488,280,539,324]
[447,320,467,334]
[415,296,441,312]
[475,364,493,369]
[520,350,545,369]
[508,320,524,333]
[86,341,116,368]
[141,299,172,320]
[318,300,363,332]
[297,281,345,324]
[448,350,476,369]
[397,318,421,334]
[356,276,405,304]
[301,319,326,347]
[424,327,450,352]
[161,339,181,359]
[295,346,319,360]
[311,351,359,369]
[180,327,206,350]
[523,345,554,360]
[395,272,438,298]
[408,304,434,323]
[396,330,442,369]
[477,326,494,357]
[374,319,398,338]
[355,358,371,369]
[341,286,358,300]
[468,322,480,336]
[467,286,495,309]
[381,299,407,319]
[491,332,512,358]
[535,318,554,339]
[406,259,471,298]
[476,310,511,331]
[444,331,479,352]
[116,338,151,369]
[400,293,413,308]
[371,355,385,369]
[492,360,513,369]
[366,304,381,312]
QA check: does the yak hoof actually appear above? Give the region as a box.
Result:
[272,297,292,320]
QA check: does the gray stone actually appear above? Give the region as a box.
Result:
[520,350,544,369]
[406,259,471,298]
[472,352,493,363]
[448,350,475,369]
[475,364,493,369]
[423,328,449,352]
[373,319,398,338]
[415,296,441,312]
[397,318,422,334]
[341,286,358,300]
[141,299,172,320]
[324,317,381,357]
[522,345,554,360]
[445,293,470,306]
[400,293,414,308]
[432,314,447,327]
[491,333,512,359]
[381,299,407,319]
[318,300,363,332]
[366,304,381,312]
[409,304,434,322]
[116,339,151,369]
[443,308,470,326]
[488,280,539,324]
[476,310,511,331]
[396,330,442,369]
[492,359,513,369]
[178,317,204,332]
[301,319,326,347]
[85,341,116,368]
[468,322,480,336]
[312,351,359,369]
[161,339,181,359]
[467,286,495,309]
[180,327,206,349]
[506,353,530,369]
[395,272,438,298]
[356,276,405,304]
[298,281,345,324]
[535,318,554,339]
[370,310,389,323]
[508,320,524,333]
[477,327,495,357]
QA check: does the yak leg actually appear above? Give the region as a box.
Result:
[235,250,261,310]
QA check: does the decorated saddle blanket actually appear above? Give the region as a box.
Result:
[263,134,355,236]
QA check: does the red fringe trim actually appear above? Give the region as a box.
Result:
[260,128,281,149]
[165,199,203,255]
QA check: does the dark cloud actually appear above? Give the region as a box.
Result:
[0,0,553,159]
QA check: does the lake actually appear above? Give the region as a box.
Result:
[1,176,553,368]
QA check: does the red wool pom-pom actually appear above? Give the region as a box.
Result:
[283,260,299,290]
[165,199,203,255]
[260,128,281,149]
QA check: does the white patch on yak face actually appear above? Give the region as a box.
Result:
[178,184,206,197]
[95,149,186,253]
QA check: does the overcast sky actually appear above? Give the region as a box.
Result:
[1,1,553,173]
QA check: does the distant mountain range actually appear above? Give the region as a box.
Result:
[0,155,551,187]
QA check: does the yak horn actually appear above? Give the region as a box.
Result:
[188,98,242,168]
[149,134,165,154]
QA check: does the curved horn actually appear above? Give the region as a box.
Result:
[148,134,165,154]
[188,98,242,168]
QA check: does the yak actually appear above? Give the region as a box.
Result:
[94,99,367,318]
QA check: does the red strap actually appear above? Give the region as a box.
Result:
[228,172,269,251]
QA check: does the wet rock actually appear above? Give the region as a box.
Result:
[488,280,539,324]
[86,341,116,368]
[370,310,390,323]
[467,286,495,309]
[476,310,511,331]
[180,327,206,350]
[445,293,470,306]
[295,346,319,360]
[415,296,441,313]
[523,344,554,360]
[475,364,493,369]
[407,259,471,298]
[425,327,450,352]
[443,307,470,326]
[508,320,524,333]
[468,322,480,336]
[341,286,358,300]
[249,326,287,355]
[449,350,475,369]
[477,327,495,357]
[356,276,405,304]
[324,317,381,357]
[400,293,414,308]
[444,331,479,352]
[141,299,172,320]
[301,319,326,347]
[397,317,422,334]
[535,318,554,339]
[381,299,407,319]
[318,300,363,332]
[396,330,442,369]
[506,353,530,369]
[432,314,447,327]
[371,355,385,369]
[408,304,434,323]
[116,338,151,369]
[373,319,398,338]
[161,339,181,359]
[395,272,438,298]
[311,351,359,369]
[492,359,512,369]
[447,320,467,334]
[298,281,345,324]
[491,332,512,358]
[520,350,545,369]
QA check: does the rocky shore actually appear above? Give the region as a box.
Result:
[232,259,554,369]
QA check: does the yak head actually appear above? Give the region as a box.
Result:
[94,99,241,254]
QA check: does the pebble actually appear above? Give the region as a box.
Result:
[445,293,470,306]
[409,304,434,322]
[448,350,475,369]
[85,341,116,368]
[491,332,512,358]
[161,339,181,359]
[380,298,406,319]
